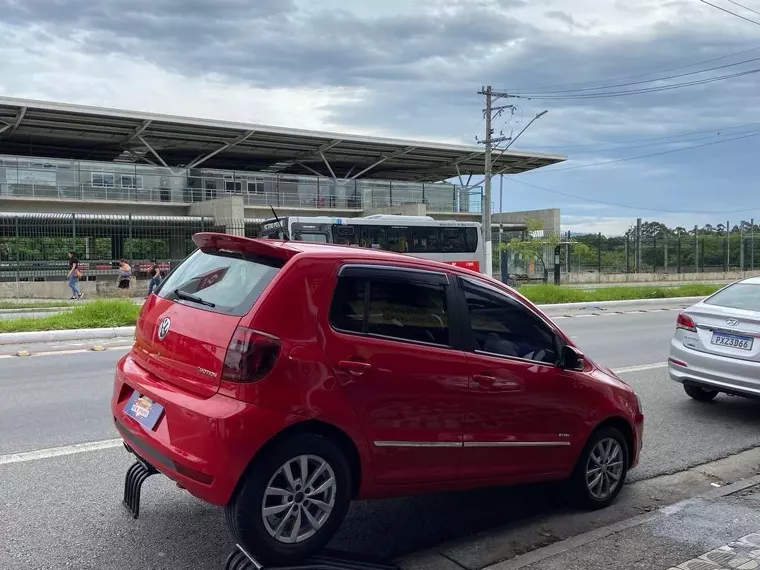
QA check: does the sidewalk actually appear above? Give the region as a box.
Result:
[485,480,760,570]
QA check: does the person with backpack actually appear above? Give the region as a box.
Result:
[66,250,83,300]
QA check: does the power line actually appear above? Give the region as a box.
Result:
[531,121,760,149]
[564,129,760,156]
[514,67,760,100]
[697,0,760,26]
[516,55,760,96]
[725,0,760,18]
[530,130,760,173]
[506,177,760,214]
[510,45,760,92]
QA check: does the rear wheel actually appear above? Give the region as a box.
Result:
[570,426,629,510]
[225,434,352,566]
[684,384,719,402]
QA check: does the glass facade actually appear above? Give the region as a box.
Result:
[0,154,482,214]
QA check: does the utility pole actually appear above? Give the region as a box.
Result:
[478,85,513,278]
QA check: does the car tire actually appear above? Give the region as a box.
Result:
[225,433,353,566]
[683,384,719,402]
[570,426,629,510]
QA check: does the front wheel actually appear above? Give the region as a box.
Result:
[570,426,629,510]
[225,434,353,566]
[684,384,719,402]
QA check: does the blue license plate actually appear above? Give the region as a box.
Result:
[124,391,165,431]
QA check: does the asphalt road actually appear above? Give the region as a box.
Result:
[3,310,760,569]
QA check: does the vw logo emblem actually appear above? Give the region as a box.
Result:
[726,318,740,327]
[157,317,171,340]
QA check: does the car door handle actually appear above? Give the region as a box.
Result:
[338,360,372,376]
[472,374,496,388]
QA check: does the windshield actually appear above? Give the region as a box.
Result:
[156,248,283,316]
[704,283,760,312]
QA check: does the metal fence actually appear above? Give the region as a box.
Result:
[493,225,760,282]
[0,213,252,283]
[4,212,760,284]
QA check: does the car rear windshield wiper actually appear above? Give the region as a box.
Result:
[173,289,216,308]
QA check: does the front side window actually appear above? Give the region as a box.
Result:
[461,278,558,364]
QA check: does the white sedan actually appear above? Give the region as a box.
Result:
[669,277,760,402]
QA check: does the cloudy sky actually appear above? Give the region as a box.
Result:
[2,0,760,234]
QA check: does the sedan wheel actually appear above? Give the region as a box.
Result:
[684,384,719,402]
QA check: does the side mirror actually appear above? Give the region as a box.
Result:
[561,345,585,371]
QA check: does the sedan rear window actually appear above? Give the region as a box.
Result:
[156,248,283,316]
[704,283,760,312]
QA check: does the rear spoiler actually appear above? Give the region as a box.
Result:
[192,233,297,262]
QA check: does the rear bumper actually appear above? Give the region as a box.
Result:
[669,339,760,397]
[111,352,293,506]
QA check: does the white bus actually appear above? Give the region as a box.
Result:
[260,215,484,272]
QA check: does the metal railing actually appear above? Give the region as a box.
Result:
[0,183,482,214]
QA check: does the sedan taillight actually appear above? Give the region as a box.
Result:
[222,326,281,383]
[676,312,697,333]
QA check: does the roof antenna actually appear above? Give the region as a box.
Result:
[270,206,290,241]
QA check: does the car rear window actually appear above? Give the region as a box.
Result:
[156,248,283,316]
[704,283,760,312]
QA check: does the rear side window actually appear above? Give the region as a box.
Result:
[704,283,760,311]
[329,274,449,347]
[157,248,283,316]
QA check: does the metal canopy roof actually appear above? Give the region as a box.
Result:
[0,97,565,182]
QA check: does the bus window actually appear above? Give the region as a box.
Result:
[360,226,386,249]
[411,227,439,253]
[295,232,328,243]
[441,228,466,252]
[332,225,358,246]
[465,227,478,252]
[387,227,410,253]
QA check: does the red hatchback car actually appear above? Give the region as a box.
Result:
[112,233,644,564]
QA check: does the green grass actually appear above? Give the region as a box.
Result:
[0,300,74,310]
[0,299,141,333]
[519,283,722,305]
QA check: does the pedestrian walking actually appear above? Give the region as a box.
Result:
[66,250,83,300]
[117,259,132,298]
[147,259,162,297]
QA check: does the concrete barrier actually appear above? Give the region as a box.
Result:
[0,326,135,346]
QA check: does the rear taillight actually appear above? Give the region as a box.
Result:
[222,326,281,383]
[676,313,697,332]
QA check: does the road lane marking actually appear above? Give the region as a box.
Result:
[613,362,668,374]
[0,439,124,465]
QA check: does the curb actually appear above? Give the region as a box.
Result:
[480,474,760,570]
[0,326,135,346]
[0,307,72,314]
[535,295,705,311]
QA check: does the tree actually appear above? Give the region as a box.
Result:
[502,218,591,275]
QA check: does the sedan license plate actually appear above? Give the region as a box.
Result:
[711,332,754,351]
[124,391,165,430]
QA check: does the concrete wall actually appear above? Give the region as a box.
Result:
[494,208,561,234]
[0,279,150,299]
[562,269,760,285]
[0,196,189,216]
